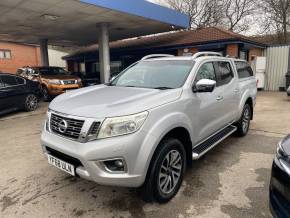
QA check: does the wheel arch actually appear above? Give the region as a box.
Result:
[238,93,254,120]
[159,127,193,167]
[143,125,193,183]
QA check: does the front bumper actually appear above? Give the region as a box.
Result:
[47,84,81,95]
[269,158,290,218]
[286,87,290,96]
[41,127,157,188]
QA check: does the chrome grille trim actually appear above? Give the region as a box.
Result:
[50,113,84,140]
[62,80,76,85]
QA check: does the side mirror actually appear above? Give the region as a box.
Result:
[193,79,216,93]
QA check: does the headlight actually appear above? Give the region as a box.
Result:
[49,79,62,85]
[97,111,148,139]
[277,140,287,157]
[77,78,82,84]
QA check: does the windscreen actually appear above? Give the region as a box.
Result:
[110,60,194,89]
[37,67,69,76]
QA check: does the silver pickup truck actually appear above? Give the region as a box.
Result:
[41,52,257,203]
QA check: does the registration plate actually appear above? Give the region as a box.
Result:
[65,89,74,93]
[47,154,75,176]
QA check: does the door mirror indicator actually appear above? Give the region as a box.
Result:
[193,79,216,93]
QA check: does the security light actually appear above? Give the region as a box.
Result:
[41,14,60,21]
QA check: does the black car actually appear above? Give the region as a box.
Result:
[270,134,290,217]
[0,73,41,115]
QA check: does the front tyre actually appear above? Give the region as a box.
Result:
[139,138,186,203]
[42,87,50,102]
[24,94,38,111]
[235,104,251,137]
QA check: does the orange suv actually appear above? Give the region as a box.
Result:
[18,66,82,101]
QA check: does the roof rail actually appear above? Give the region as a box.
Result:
[192,52,222,59]
[141,54,174,60]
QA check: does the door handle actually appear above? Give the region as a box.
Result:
[216,96,223,101]
[234,88,239,93]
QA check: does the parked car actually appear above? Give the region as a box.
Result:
[41,52,257,202]
[0,73,40,115]
[71,72,100,87]
[287,86,290,96]
[270,134,290,217]
[17,66,82,101]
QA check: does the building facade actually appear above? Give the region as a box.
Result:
[0,41,41,73]
[63,27,266,78]
[0,42,69,73]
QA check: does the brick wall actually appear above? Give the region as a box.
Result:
[0,42,41,73]
[226,44,239,57]
[248,48,263,63]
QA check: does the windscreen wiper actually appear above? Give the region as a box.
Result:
[154,87,173,90]
[105,82,115,86]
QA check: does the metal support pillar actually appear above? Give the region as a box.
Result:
[40,39,49,66]
[98,23,110,83]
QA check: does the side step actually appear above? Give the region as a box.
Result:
[192,125,237,160]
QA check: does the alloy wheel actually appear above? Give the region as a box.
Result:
[26,95,38,111]
[242,107,250,133]
[158,149,182,194]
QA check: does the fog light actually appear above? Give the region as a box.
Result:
[102,158,126,172]
[115,160,124,167]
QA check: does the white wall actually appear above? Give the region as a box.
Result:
[263,46,289,91]
[48,49,68,68]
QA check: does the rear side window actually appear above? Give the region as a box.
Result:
[15,76,25,85]
[235,61,254,78]
[215,62,234,86]
[0,77,4,88]
[1,75,17,87]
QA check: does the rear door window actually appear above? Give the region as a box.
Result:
[214,61,234,86]
[235,61,254,78]
[1,75,18,87]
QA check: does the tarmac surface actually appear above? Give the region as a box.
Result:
[0,91,289,218]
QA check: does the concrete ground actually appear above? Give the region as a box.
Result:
[0,92,289,218]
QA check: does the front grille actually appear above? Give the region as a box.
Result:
[50,113,84,140]
[46,146,83,167]
[62,80,76,85]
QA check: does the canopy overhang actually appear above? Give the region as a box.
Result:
[0,0,189,46]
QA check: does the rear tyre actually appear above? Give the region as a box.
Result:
[42,87,50,102]
[139,138,186,203]
[24,94,38,112]
[235,104,251,137]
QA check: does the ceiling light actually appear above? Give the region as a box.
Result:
[41,14,60,21]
